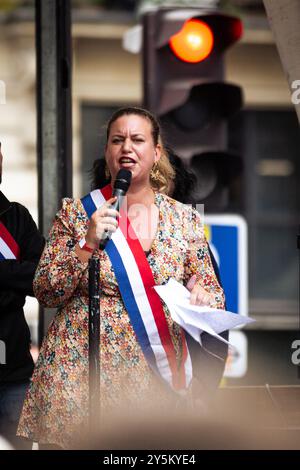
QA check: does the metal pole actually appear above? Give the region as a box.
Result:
[142,11,157,112]
[35,0,73,345]
[88,256,101,436]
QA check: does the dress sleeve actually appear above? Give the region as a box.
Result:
[183,207,225,310]
[33,198,89,308]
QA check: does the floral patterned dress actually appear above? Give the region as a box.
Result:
[17,192,224,448]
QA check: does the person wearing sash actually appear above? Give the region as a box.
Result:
[90,148,229,403]
[17,107,225,449]
[0,142,45,449]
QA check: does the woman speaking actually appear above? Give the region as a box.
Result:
[18,107,225,449]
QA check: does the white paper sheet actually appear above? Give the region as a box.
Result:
[154,279,255,347]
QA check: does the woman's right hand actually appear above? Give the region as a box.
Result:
[85,196,120,249]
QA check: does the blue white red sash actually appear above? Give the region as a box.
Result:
[0,221,20,260]
[81,185,193,392]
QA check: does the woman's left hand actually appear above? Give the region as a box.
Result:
[186,275,215,306]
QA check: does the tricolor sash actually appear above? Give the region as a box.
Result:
[81,185,193,392]
[0,221,20,260]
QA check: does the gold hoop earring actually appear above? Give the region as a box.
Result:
[150,162,160,183]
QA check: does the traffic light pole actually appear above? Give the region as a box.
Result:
[143,12,158,111]
[35,0,73,344]
[88,255,101,437]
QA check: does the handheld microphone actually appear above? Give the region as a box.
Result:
[99,169,132,250]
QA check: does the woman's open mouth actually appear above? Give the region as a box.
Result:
[119,157,136,168]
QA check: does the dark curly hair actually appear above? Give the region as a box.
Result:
[90,157,110,190]
[166,147,197,204]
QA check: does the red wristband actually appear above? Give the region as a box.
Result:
[79,238,95,253]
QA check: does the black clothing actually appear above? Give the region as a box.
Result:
[190,244,228,402]
[0,380,32,449]
[0,191,44,383]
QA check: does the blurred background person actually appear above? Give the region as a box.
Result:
[0,142,44,449]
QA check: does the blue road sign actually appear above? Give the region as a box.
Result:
[204,214,248,316]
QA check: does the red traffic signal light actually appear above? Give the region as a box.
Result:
[169,19,214,63]
[143,8,244,211]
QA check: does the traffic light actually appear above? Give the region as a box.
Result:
[142,7,244,212]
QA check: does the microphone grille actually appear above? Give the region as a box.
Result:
[114,169,132,192]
